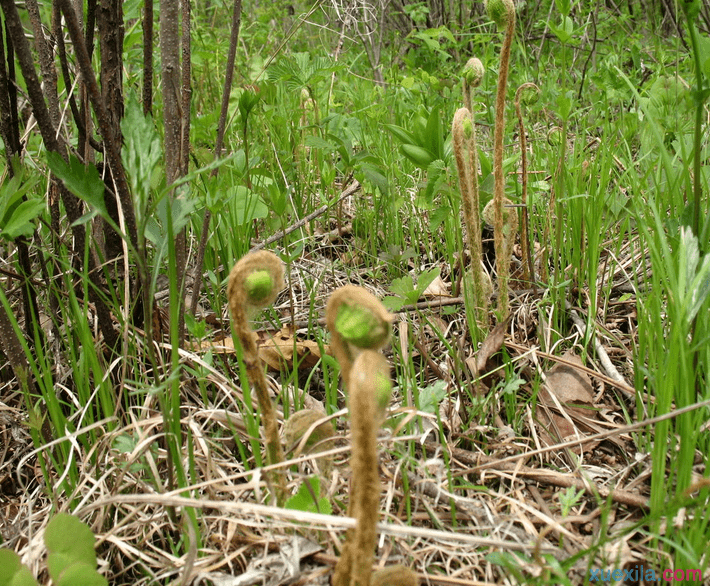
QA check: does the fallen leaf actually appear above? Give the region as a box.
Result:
[465,317,511,377]
[258,327,324,371]
[422,274,450,298]
[541,351,595,413]
[536,350,599,452]
[190,327,325,371]
[191,335,235,353]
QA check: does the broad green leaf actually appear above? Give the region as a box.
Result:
[550,16,574,44]
[555,0,571,17]
[230,186,268,225]
[417,267,441,296]
[382,296,405,311]
[0,198,45,240]
[45,514,97,580]
[304,136,337,151]
[0,170,36,221]
[400,144,436,168]
[383,124,417,146]
[389,276,417,302]
[424,105,444,160]
[55,563,107,586]
[0,549,39,586]
[419,380,447,414]
[357,163,388,195]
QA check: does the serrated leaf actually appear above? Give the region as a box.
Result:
[284,477,331,515]
[358,163,388,195]
[416,268,441,296]
[46,152,107,219]
[303,136,337,151]
[389,276,415,298]
[381,296,405,311]
[121,95,162,204]
[419,379,447,414]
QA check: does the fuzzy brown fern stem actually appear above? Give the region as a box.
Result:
[486,0,516,318]
[453,107,489,329]
[515,82,540,288]
[327,286,394,586]
[227,250,287,504]
[347,351,390,586]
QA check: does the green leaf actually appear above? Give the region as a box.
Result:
[238,88,260,120]
[555,0,571,17]
[303,136,337,151]
[384,124,417,146]
[230,186,268,225]
[0,550,39,586]
[389,276,417,301]
[45,514,97,580]
[46,152,107,219]
[429,206,451,231]
[55,563,107,586]
[284,477,331,515]
[121,94,162,205]
[0,197,45,240]
[419,380,447,413]
[550,15,574,44]
[680,227,710,325]
[357,163,389,195]
[424,105,444,160]
[382,296,405,311]
[400,144,436,168]
[416,267,441,296]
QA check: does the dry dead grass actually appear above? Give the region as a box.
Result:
[0,206,675,586]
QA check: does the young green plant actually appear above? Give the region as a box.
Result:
[228,250,287,504]
[326,286,417,586]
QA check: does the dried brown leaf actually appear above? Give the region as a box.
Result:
[465,317,511,377]
[422,275,450,298]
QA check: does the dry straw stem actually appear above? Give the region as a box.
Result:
[227,250,287,503]
[515,82,540,286]
[487,0,516,318]
[453,107,489,327]
[326,285,394,390]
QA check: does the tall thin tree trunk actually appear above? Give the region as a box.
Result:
[161,0,187,345]
[143,0,153,115]
[98,0,125,264]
